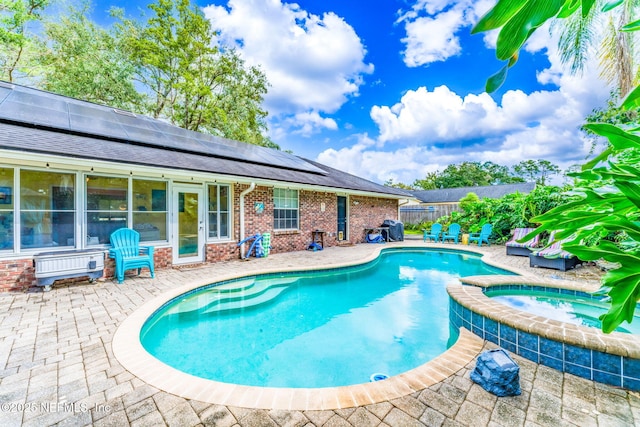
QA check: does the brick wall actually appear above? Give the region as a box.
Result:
[0,184,399,291]
[0,259,35,292]
[235,184,398,252]
[349,196,399,244]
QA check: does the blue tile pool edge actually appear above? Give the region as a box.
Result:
[448,284,640,391]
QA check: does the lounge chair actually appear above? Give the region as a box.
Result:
[469,224,492,246]
[109,228,155,284]
[506,227,540,256]
[529,231,582,271]
[441,223,461,244]
[422,223,442,243]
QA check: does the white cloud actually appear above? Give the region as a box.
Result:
[286,111,338,136]
[401,9,465,66]
[203,0,373,135]
[318,23,611,185]
[398,0,496,66]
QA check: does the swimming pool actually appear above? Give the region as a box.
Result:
[140,248,513,388]
[487,288,640,334]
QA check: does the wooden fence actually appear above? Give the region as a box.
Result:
[400,204,460,224]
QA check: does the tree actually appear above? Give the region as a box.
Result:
[482,161,525,184]
[37,5,140,109]
[384,179,415,190]
[412,172,438,190]
[115,0,276,147]
[597,1,637,97]
[0,0,51,82]
[473,0,640,333]
[432,161,523,188]
[512,159,561,185]
[435,162,492,188]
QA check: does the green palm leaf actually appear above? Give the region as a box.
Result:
[496,0,565,60]
[601,0,624,13]
[471,0,528,34]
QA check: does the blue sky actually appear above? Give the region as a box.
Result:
[86,0,612,185]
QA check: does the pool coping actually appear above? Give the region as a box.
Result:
[112,244,491,410]
[449,276,640,359]
[448,275,640,390]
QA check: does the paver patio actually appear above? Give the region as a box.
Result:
[0,238,639,426]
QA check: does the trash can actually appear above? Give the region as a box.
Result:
[462,233,469,245]
[262,233,271,257]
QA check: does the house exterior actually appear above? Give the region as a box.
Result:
[0,82,411,291]
[401,183,536,224]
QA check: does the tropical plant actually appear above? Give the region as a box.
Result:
[474,0,640,333]
[442,185,568,240]
[459,192,480,212]
[554,0,639,97]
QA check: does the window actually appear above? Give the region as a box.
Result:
[273,188,298,230]
[0,168,14,250]
[208,184,230,239]
[20,170,75,249]
[133,179,167,242]
[86,175,128,245]
[86,176,168,244]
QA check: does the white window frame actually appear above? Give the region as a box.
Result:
[207,183,231,241]
[273,188,299,230]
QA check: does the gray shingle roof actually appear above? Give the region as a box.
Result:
[410,182,536,203]
[0,82,410,198]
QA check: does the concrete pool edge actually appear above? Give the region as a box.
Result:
[111,243,494,410]
[448,277,640,390]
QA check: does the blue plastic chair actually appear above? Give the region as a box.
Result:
[469,224,493,246]
[441,223,461,244]
[422,223,442,243]
[109,228,155,284]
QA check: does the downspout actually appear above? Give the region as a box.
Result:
[239,182,256,259]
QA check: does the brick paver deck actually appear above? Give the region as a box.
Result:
[0,238,638,426]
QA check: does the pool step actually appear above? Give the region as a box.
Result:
[166,276,298,316]
[215,278,257,293]
[164,278,256,315]
[202,285,290,314]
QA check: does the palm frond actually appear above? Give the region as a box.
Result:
[599,7,637,97]
[554,6,598,75]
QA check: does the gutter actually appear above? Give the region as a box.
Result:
[239,182,256,259]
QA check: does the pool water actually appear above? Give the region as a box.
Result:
[141,249,513,388]
[489,289,640,334]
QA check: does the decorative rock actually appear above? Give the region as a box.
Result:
[470,349,521,397]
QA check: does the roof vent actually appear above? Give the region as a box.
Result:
[0,81,15,90]
[113,108,136,117]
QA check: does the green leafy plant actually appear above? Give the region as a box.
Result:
[474,0,640,332]
[521,124,640,332]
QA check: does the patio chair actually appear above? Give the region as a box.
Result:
[505,227,540,256]
[468,223,492,246]
[441,223,461,244]
[529,231,582,272]
[422,223,442,243]
[109,228,155,284]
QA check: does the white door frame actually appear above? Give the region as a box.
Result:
[172,184,205,264]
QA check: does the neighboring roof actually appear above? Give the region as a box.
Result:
[0,82,411,198]
[410,182,536,203]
